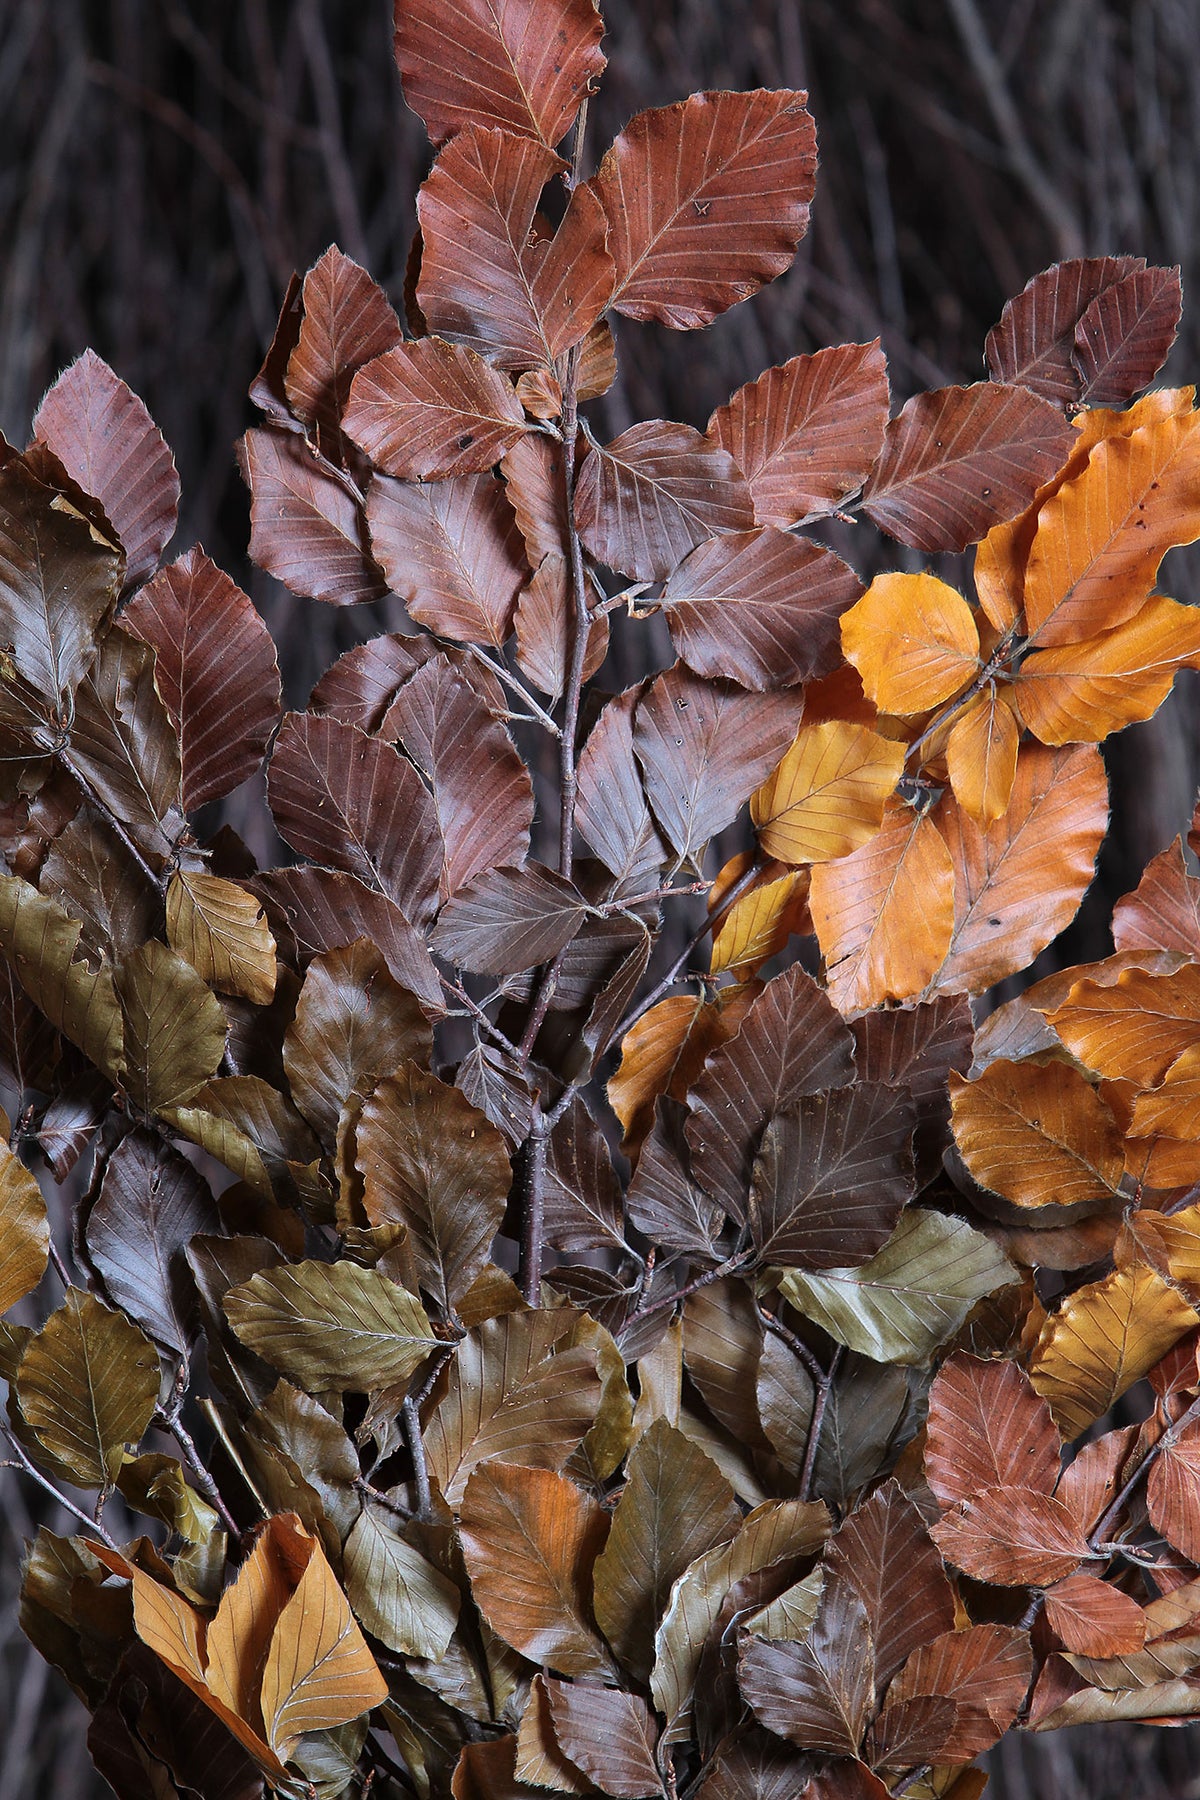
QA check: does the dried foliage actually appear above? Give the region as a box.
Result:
[4,7,1200,1800]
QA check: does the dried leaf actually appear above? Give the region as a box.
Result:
[949,1058,1124,1214]
[167,873,277,1007]
[985,255,1150,405]
[946,690,1019,824]
[0,875,123,1076]
[252,867,443,1015]
[342,1506,460,1661]
[284,245,403,438]
[67,625,182,859]
[751,721,906,866]
[710,864,809,980]
[577,688,666,896]
[1042,962,1200,1087]
[258,1536,388,1757]
[432,862,586,973]
[1044,1574,1147,1656]
[739,1577,874,1758]
[16,1289,159,1488]
[1113,836,1200,956]
[840,573,979,715]
[345,339,528,478]
[114,940,228,1114]
[513,552,609,703]
[924,1353,1061,1510]
[930,1486,1092,1586]
[575,423,755,581]
[1073,264,1183,406]
[223,1260,438,1394]
[368,469,527,646]
[243,427,385,606]
[826,1482,955,1686]
[308,631,434,732]
[1013,593,1200,744]
[544,1681,662,1798]
[885,1624,1032,1760]
[0,1143,49,1316]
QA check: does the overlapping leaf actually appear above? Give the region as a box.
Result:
[368,469,527,645]
[575,422,755,580]
[243,427,385,606]
[283,245,403,437]
[751,721,905,867]
[950,1058,1124,1214]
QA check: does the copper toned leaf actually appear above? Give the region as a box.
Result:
[501,433,570,567]
[590,89,817,329]
[33,350,178,590]
[367,470,526,646]
[267,712,442,926]
[576,689,665,895]
[417,128,613,369]
[1146,1423,1200,1561]
[749,1086,916,1270]
[67,625,182,859]
[708,342,889,527]
[739,1578,874,1758]
[885,1624,1032,1760]
[284,246,403,438]
[930,1485,1091,1586]
[610,989,757,1161]
[1044,1573,1147,1656]
[344,339,528,479]
[840,573,979,715]
[513,553,609,703]
[751,721,905,868]
[544,1682,662,1798]
[810,799,955,1013]
[459,1462,612,1678]
[634,664,799,867]
[661,529,862,691]
[949,1058,1124,1214]
[824,1481,955,1685]
[0,1142,49,1316]
[946,691,1019,824]
[861,384,1075,553]
[575,423,755,581]
[1013,594,1200,744]
[924,1353,1061,1510]
[167,872,277,1007]
[1042,962,1200,1087]
[122,548,281,811]
[252,867,443,1015]
[454,1736,549,1800]
[931,743,1108,994]
[984,255,1148,404]
[243,427,385,606]
[431,862,586,973]
[308,631,434,731]
[1073,265,1183,407]
[1113,836,1200,956]
[393,0,604,147]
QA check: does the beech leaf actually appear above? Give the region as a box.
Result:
[15,1290,159,1489]
[544,1681,662,1798]
[840,573,979,715]
[284,245,403,437]
[0,1142,50,1316]
[243,426,385,606]
[344,339,528,479]
[367,469,527,646]
[739,1576,874,1758]
[930,1486,1092,1587]
[575,422,755,581]
[342,1506,460,1662]
[223,1260,438,1395]
[751,720,906,867]
[167,871,277,1007]
[924,1353,1062,1511]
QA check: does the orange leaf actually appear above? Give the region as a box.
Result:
[949,1058,1124,1214]
[206,1511,312,1739]
[1129,1044,1200,1142]
[608,986,758,1158]
[809,799,954,1012]
[710,864,810,978]
[259,1538,388,1757]
[945,690,1019,822]
[1012,593,1200,744]
[1029,1264,1200,1439]
[839,573,979,714]
[1113,836,1200,957]
[930,743,1108,995]
[1125,1202,1200,1298]
[1023,407,1200,645]
[1042,962,1200,1087]
[931,1485,1091,1586]
[886,1624,1032,1759]
[1043,1573,1147,1657]
[751,720,905,866]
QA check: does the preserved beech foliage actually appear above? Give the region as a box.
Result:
[5,4,1200,1797]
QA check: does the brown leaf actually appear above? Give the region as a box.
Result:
[867,1695,960,1772]
[267,712,442,926]
[984,255,1151,405]
[686,965,855,1220]
[1031,1264,1200,1440]
[0,875,123,1077]
[393,0,605,147]
[308,631,435,731]
[513,553,609,702]
[459,1462,612,1677]
[576,689,665,895]
[739,1576,874,1757]
[243,427,385,606]
[575,422,755,580]
[633,664,799,867]
[851,994,973,1183]
[1073,264,1183,406]
[16,1289,159,1489]
[33,349,179,590]
[384,654,533,896]
[708,342,889,527]
[258,1537,388,1757]
[589,89,816,328]
[284,245,402,438]
[501,434,570,568]
[930,1485,1091,1586]
[661,529,862,691]
[886,1624,1032,1760]
[949,1058,1124,1214]
[252,867,443,1015]
[924,1353,1061,1510]
[417,128,613,369]
[0,1142,49,1316]
[1113,836,1200,956]
[344,339,528,478]
[860,383,1075,552]
[1044,1573,1148,1656]
[167,873,276,1006]
[749,1086,915,1270]
[930,743,1108,994]
[122,548,281,811]
[1013,594,1200,744]
[368,470,527,646]
[455,1736,553,1800]
[543,1092,626,1256]
[1042,961,1200,1087]
[544,1681,662,1798]
[624,1098,727,1260]
[431,862,586,973]
[825,1481,955,1685]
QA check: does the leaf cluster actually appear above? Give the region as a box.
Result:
[3,4,1200,1798]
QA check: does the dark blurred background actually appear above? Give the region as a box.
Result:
[4,1,1200,1794]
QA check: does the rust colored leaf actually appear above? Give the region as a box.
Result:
[1073,264,1183,406]
[861,383,1075,553]
[984,255,1150,405]
[739,1577,874,1757]
[707,342,889,527]
[662,528,862,691]
[634,665,799,867]
[459,1462,611,1677]
[589,89,816,328]
[1147,1423,1200,1561]
[931,1485,1091,1586]
[513,553,609,702]
[751,720,906,867]
[284,245,402,438]
[252,867,443,1014]
[242,427,385,605]
[749,1085,915,1270]
[1029,1263,1200,1439]
[431,862,586,973]
[1044,1574,1148,1656]
[576,688,665,895]
[810,799,955,1013]
[308,630,434,731]
[393,0,605,147]
[123,548,281,811]
[417,128,613,368]
[946,690,1019,824]
[344,339,528,478]
[686,964,855,1219]
[1113,836,1200,956]
[33,349,179,589]
[1014,593,1200,744]
[1042,962,1200,1087]
[367,470,526,646]
[931,742,1108,993]
[501,433,570,568]
[0,1143,49,1316]
[841,573,980,715]
[924,1353,1061,1510]
[544,1681,662,1798]
[575,422,755,580]
[267,712,442,926]
[825,1481,955,1685]
[384,653,533,897]
[886,1624,1032,1760]
[949,1058,1124,1213]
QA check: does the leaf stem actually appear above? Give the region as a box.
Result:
[158,1402,243,1542]
[1089,1389,1200,1550]
[629,1248,754,1324]
[57,744,168,893]
[555,94,592,884]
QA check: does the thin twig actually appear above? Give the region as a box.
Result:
[801,1346,842,1503]
[466,645,561,737]
[630,1249,754,1324]
[402,1397,431,1518]
[520,1103,550,1307]
[1,1425,119,1550]
[439,977,523,1060]
[555,94,592,883]
[1090,1389,1200,1549]
[159,1405,243,1541]
[58,744,168,892]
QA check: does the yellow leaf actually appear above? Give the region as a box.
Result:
[810,799,954,1012]
[1024,408,1200,646]
[945,689,1019,822]
[167,871,278,1005]
[608,986,758,1157]
[1029,1264,1200,1439]
[949,1058,1124,1214]
[0,1141,49,1316]
[259,1537,389,1757]
[710,865,810,978]
[1128,1203,1200,1298]
[1012,594,1200,745]
[840,572,980,714]
[751,720,905,865]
